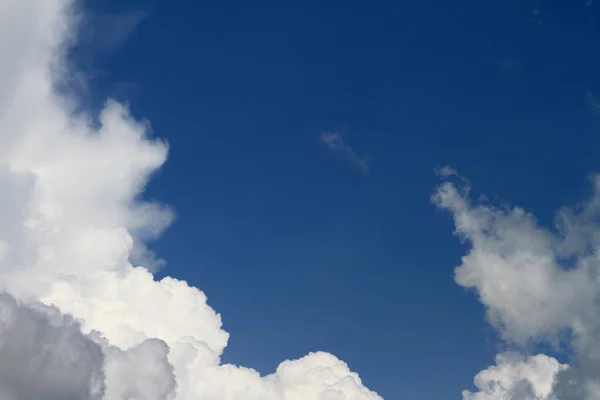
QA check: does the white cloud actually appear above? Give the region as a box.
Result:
[463,353,566,400]
[0,1,382,399]
[433,167,600,399]
[320,132,371,173]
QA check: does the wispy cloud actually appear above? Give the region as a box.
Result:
[434,166,458,178]
[320,132,371,173]
[79,8,152,55]
[434,165,471,187]
[587,89,600,112]
[97,9,151,52]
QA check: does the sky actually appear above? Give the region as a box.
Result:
[5,0,600,399]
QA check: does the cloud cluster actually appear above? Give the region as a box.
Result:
[434,171,600,399]
[0,1,382,399]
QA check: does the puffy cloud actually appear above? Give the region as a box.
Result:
[463,353,566,400]
[0,292,177,400]
[272,352,379,400]
[0,1,381,399]
[103,339,176,400]
[432,180,592,343]
[0,293,104,399]
[433,171,600,399]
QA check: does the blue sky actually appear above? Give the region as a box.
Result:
[76,1,600,398]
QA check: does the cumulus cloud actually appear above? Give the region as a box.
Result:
[0,1,382,399]
[0,292,175,399]
[0,293,104,399]
[463,353,566,400]
[433,168,600,399]
[320,132,371,173]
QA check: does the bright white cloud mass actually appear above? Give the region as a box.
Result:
[0,1,383,399]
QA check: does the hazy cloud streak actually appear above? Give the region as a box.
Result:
[320,132,371,173]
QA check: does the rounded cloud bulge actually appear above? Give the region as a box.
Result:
[0,1,383,399]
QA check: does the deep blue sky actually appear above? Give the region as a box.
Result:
[77,1,600,398]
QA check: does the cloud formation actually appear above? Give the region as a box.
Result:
[320,132,371,173]
[0,1,382,399]
[434,169,600,399]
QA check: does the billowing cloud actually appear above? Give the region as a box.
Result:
[434,169,600,399]
[0,293,104,399]
[320,132,371,173]
[0,292,176,399]
[462,353,566,400]
[0,1,382,399]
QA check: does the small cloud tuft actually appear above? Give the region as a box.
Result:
[434,166,458,178]
[320,132,371,173]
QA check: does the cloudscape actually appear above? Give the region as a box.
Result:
[5,1,600,399]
